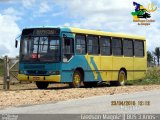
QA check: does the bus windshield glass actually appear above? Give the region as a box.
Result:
[20,36,60,62]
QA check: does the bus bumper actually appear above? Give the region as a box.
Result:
[17,74,60,82]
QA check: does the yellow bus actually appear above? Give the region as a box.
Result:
[17,27,147,89]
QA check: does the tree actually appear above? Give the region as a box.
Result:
[153,47,160,66]
[147,51,153,67]
[0,57,3,63]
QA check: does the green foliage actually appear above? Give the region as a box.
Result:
[0,58,3,63]
[147,51,153,63]
[0,63,3,76]
[153,47,160,66]
[147,51,154,67]
[126,67,160,85]
[143,67,160,84]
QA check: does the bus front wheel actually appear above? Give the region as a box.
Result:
[69,70,82,88]
[36,81,49,89]
[110,70,126,86]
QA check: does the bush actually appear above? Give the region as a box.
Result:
[0,63,3,76]
[126,67,160,85]
[143,67,160,84]
[0,58,3,63]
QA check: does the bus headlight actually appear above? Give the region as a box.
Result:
[19,70,27,74]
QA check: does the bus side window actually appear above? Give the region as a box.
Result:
[76,34,86,54]
[112,38,122,56]
[87,35,99,55]
[63,37,74,62]
[100,37,111,55]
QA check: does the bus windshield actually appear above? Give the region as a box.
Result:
[20,36,60,62]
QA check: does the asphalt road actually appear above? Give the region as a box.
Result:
[0,90,160,120]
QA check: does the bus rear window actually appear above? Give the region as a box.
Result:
[123,39,133,57]
[134,40,144,57]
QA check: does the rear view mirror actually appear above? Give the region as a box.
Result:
[15,40,18,48]
[15,35,21,48]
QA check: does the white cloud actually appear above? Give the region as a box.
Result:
[0,14,20,57]
[3,7,21,15]
[56,0,160,51]
[2,7,23,20]
[32,1,51,17]
[52,12,63,17]
[39,1,50,14]
[22,0,36,8]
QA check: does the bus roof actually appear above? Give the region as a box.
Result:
[24,26,146,40]
[66,27,146,40]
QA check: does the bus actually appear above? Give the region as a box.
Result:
[16,27,147,89]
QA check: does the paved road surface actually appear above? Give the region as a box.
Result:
[0,90,160,114]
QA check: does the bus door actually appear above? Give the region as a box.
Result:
[62,33,74,63]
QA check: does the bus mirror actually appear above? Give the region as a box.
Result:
[63,34,67,38]
[15,40,18,48]
[15,35,21,48]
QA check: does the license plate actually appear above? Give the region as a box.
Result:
[33,76,40,80]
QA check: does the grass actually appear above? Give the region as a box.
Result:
[126,67,160,85]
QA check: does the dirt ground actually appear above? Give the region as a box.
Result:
[0,77,160,109]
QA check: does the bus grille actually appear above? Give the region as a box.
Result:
[24,65,45,69]
[27,70,47,75]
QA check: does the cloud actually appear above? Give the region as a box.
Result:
[2,7,23,20]
[0,14,20,57]
[0,0,11,2]
[3,7,22,16]
[56,0,159,51]
[39,1,50,14]
[0,44,9,55]
[31,1,51,17]
[52,12,63,17]
[22,0,36,8]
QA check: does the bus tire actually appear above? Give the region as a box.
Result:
[110,70,126,86]
[83,82,98,88]
[69,70,82,88]
[36,81,49,89]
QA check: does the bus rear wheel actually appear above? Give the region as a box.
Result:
[69,70,82,88]
[110,70,126,86]
[36,81,49,89]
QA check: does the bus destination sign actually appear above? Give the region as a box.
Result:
[34,29,60,35]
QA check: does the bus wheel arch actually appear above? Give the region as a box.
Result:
[75,67,84,82]
[110,68,127,86]
[36,81,49,89]
[119,67,127,80]
[69,67,84,88]
[118,68,127,86]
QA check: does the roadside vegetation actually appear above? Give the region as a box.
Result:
[129,48,160,85]
[126,67,160,85]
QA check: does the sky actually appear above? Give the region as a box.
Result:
[0,0,159,57]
